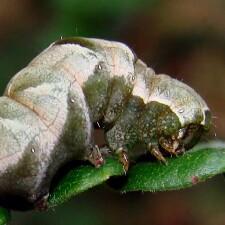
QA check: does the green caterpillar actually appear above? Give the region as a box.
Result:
[0,37,211,210]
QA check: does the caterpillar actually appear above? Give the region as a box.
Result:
[0,37,211,210]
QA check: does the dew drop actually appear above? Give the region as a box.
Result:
[98,64,102,70]
[31,194,36,200]
[70,98,75,103]
[179,108,184,113]
[178,128,186,139]
[31,148,35,153]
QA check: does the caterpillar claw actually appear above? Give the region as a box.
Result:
[34,193,49,211]
[116,147,129,173]
[147,143,167,165]
[159,136,180,156]
[86,145,104,168]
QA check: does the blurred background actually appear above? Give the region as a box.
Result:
[0,0,225,224]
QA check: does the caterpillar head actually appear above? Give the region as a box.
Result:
[153,75,212,155]
[158,113,212,156]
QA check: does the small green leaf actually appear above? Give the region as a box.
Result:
[122,145,225,192]
[0,208,10,225]
[48,142,225,208]
[48,157,124,207]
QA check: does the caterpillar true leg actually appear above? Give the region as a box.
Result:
[86,145,104,168]
[116,147,129,172]
[158,136,180,156]
[147,143,167,164]
[34,193,49,211]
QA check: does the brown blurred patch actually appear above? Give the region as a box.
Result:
[157,0,225,36]
[0,0,47,41]
[179,47,225,138]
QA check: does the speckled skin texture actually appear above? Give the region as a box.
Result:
[0,37,211,210]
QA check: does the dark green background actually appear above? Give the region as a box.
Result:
[0,0,225,224]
